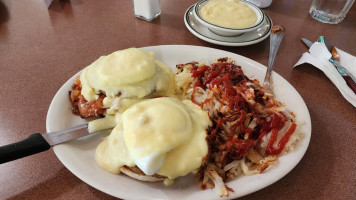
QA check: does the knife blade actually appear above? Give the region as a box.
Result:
[301,38,313,48]
[0,123,98,164]
[301,37,356,94]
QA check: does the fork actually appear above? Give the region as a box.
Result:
[263,25,285,97]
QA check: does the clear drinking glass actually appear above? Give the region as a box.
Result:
[133,0,161,21]
[310,0,355,24]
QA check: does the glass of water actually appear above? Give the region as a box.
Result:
[310,0,355,24]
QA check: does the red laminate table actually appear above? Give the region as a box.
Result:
[0,0,355,199]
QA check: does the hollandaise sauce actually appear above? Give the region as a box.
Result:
[95,97,211,180]
[79,48,175,133]
[80,48,174,102]
[200,0,257,29]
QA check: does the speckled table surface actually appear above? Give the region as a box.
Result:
[0,0,355,199]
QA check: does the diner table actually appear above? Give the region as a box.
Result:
[0,0,355,199]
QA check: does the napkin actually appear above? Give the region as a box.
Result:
[294,42,356,107]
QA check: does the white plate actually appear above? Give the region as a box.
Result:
[184,5,272,46]
[46,45,311,200]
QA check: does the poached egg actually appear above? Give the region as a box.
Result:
[95,97,211,181]
[78,48,175,132]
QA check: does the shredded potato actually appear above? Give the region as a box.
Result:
[176,58,302,197]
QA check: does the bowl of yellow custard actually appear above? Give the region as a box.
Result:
[193,0,264,37]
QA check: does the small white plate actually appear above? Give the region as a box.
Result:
[46,45,311,200]
[184,5,272,46]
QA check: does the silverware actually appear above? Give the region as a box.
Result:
[301,38,313,48]
[0,124,105,164]
[318,36,356,83]
[301,37,356,94]
[263,25,285,97]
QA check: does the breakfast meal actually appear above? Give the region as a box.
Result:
[199,0,257,29]
[69,48,302,197]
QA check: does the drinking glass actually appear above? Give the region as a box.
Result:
[310,0,355,24]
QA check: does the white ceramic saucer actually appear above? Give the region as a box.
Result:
[184,5,273,46]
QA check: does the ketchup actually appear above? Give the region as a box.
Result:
[190,59,296,159]
[266,123,297,155]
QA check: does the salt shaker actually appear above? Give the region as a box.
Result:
[133,0,161,21]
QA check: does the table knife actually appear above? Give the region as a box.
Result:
[301,38,356,94]
[0,124,95,164]
[301,38,313,48]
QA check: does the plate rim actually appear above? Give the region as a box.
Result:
[46,45,311,200]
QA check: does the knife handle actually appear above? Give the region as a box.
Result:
[343,76,356,94]
[0,133,50,164]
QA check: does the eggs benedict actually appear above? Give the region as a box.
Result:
[95,97,211,183]
[69,48,175,132]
